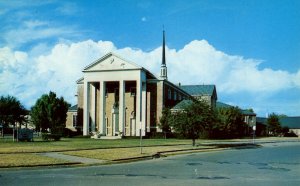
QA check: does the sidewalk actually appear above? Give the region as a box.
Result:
[37,145,238,166]
[39,152,105,164]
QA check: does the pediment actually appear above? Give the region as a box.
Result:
[83,52,141,72]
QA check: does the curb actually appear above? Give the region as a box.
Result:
[0,162,81,169]
[111,147,227,163]
[111,143,261,163]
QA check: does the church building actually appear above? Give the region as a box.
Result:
[67,31,201,138]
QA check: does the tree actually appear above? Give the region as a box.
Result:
[169,100,215,146]
[159,108,171,138]
[267,113,281,136]
[216,106,247,138]
[0,95,28,129]
[31,91,69,136]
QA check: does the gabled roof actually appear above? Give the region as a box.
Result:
[171,100,193,110]
[256,116,300,129]
[241,109,256,116]
[68,105,77,112]
[217,102,256,116]
[216,101,233,109]
[76,77,84,84]
[180,85,217,99]
[83,52,142,72]
[256,117,267,124]
[280,117,300,129]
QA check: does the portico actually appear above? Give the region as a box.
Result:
[81,53,147,137]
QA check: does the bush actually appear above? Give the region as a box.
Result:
[62,128,76,138]
[42,133,61,141]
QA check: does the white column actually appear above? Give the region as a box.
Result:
[99,81,106,135]
[136,79,142,136]
[119,80,125,135]
[141,82,146,136]
[83,81,90,135]
[90,84,96,132]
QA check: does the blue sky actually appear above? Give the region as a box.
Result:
[0,0,299,117]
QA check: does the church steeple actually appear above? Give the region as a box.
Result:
[160,30,167,80]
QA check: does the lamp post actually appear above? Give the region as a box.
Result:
[252,125,256,144]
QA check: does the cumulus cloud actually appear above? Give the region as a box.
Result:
[0,39,299,116]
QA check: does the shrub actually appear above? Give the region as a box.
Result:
[42,133,61,141]
[284,131,298,137]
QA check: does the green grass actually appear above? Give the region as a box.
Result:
[0,137,192,153]
[0,154,70,168]
[63,145,212,161]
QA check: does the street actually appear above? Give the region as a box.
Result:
[1,141,299,186]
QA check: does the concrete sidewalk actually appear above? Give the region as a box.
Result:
[39,152,106,164]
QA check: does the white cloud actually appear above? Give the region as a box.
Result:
[56,2,79,15]
[23,20,48,28]
[0,39,299,116]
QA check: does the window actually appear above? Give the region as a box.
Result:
[174,91,177,100]
[168,89,172,100]
[114,88,119,103]
[72,114,77,127]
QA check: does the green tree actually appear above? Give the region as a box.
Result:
[0,95,28,129]
[216,106,247,138]
[169,100,215,146]
[159,108,171,138]
[267,113,281,136]
[31,91,69,136]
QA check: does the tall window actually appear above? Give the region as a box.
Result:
[174,91,177,100]
[114,88,119,103]
[168,88,172,100]
[72,114,77,127]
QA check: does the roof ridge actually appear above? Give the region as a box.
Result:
[181,84,215,86]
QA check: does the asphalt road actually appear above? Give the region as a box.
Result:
[1,142,299,186]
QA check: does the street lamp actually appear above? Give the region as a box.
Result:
[252,125,256,144]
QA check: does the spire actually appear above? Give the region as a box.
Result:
[162,30,166,66]
[160,29,168,80]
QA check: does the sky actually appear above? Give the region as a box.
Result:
[0,0,299,117]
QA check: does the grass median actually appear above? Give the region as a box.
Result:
[62,145,214,161]
[0,137,192,153]
[0,137,193,167]
[0,154,71,168]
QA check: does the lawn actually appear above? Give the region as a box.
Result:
[0,137,195,168]
[63,145,215,161]
[0,137,192,153]
[0,154,70,168]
